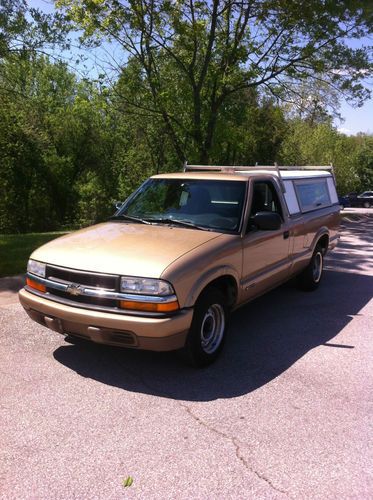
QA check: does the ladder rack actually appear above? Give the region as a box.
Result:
[183,162,334,174]
[182,162,336,192]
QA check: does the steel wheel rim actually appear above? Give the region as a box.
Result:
[200,304,225,354]
[313,252,323,283]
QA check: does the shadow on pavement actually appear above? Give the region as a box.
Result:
[0,274,25,293]
[0,275,25,306]
[53,268,372,401]
[324,216,373,274]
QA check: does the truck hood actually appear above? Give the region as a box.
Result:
[31,222,222,278]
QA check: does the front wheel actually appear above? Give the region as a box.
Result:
[363,201,371,208]
[183,288,228,367]
[297,245,324,291]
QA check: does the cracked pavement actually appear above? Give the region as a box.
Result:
[0,215,372,499]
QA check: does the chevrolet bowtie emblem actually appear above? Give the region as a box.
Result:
[66,283,83,296]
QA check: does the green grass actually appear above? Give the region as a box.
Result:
[0,232,67,277]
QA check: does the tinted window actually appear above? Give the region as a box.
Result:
[247,180,283,232]
[249,181,283,218]
[294,179,331,212]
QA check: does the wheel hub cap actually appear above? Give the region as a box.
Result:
[200,304,225,354]
[313,252,323,283]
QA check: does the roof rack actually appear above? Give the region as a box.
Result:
[182,162,335,192]
[183,162,334,173]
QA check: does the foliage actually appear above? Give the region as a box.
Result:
[349,134,373,191]
[0,232,67,277]
[279,120,373,194]
[0,0,68,59]
[0,1,371,234]
[122,476,133,488]
[57,0,372,162]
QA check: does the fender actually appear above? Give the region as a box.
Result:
[310,226,330,255]
[183,265,240,308]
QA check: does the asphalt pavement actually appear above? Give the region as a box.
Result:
[0,214,372,499]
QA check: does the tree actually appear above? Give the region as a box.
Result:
[0,53,120,232]
[279,119,373,194]
[0,0,68,61]
[57,0,372,163]
[349,134,373,191]
[279,80,343,126]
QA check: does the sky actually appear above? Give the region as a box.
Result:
[29,0,372,136]
[338,100,372,135]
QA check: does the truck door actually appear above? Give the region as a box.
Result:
[241,179,291,301]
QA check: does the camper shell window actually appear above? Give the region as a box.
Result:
[293,178,331,212]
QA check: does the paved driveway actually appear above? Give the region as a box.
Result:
[0,216,372,499]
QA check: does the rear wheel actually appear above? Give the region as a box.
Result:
[297,245,324,291]
[183,288,228,367]
[363,201,371,208]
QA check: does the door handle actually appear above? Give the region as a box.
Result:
[283,230,290,239]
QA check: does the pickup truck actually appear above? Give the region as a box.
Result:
[19,164,340,366]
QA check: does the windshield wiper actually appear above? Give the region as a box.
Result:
[145,218,211,231]
[108,214,151,225]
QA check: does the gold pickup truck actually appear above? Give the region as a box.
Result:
[19,164,340,366]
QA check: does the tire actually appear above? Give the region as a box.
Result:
[363,201,371,208]
[183,288,228,367]
[297,245,324,292]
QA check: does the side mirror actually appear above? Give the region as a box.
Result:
[114,201,123,211]
[253,211,282,230]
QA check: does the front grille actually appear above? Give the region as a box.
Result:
[45,265,119,308]
[46,287,117,308]
[46,265,119,290]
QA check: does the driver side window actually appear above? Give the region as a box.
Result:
[247,180,283,232]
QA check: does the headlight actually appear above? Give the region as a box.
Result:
[120,276,174,296]
[27,259,46,278]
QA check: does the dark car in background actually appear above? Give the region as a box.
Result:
[356,191,373,208]
[340,191,373,208]
[338,195,351,208]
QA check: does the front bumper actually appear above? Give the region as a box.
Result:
[19,288,193,351]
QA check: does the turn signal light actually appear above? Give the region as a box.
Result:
[26,278,46,293]
[119,300,179,312]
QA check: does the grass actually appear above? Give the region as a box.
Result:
[0,232,67,278]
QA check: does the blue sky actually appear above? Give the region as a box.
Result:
[338,99,372,135]
[29,0,372,135]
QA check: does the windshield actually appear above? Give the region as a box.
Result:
[116,178,247,233]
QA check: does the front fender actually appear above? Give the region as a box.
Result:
[183,265,240,308]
